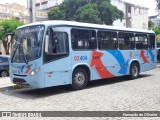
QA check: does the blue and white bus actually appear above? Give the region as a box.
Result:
[10,21,157,90]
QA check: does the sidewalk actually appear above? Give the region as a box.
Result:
[0,77,14,88]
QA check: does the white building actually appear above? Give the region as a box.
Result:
[149,14,160,27]
[36,0,64,10]
[111,0,149,29]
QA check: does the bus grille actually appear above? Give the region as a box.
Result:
[13,78,28,86]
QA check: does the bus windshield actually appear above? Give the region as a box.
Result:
[11,25,45,63]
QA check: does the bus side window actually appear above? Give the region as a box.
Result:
[44,28,69,63]
[118,32,135,50]
[71,28,96,50]
[135,34,148,50]
[98,30,117,50]
[149,34,155,49]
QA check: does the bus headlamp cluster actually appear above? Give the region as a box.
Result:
[30,67,41,76]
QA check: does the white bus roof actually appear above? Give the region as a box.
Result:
[18,20,155,34]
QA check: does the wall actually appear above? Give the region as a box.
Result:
[111,0,126,27]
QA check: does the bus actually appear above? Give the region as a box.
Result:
[10,20,157,90]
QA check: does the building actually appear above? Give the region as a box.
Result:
[36,0,64,10]
[111,0,149,29]
[149,14,160,27]
[0,3,48,24]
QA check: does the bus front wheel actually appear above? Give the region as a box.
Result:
[130,62,139,79]
[71,68,89,90]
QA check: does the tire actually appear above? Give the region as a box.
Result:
[0,70,9,77]
[130,62,139,79]
[71,68,89,90]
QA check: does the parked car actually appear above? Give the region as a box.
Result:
[0,55,10,77]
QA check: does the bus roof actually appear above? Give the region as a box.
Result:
[18,20,155,34]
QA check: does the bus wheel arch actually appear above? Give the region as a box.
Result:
[71,65,90,90]
[129,61,140,79]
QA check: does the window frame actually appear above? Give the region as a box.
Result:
[148,33,155,50]
[117,31,135,50]
[97,30,118,50]
[71,28,97,51]
[43,27,69,63]
[135,33,149,50]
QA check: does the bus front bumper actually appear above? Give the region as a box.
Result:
[10,73,44,88]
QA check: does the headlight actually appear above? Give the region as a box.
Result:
[30,67,41,76]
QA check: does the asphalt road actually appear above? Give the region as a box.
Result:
[0,64,160,120]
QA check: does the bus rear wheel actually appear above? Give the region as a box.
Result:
[130,62,139,79]
[71,68,89,90]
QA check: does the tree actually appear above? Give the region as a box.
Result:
[148,21,155,29]
[48,0,124,25]
[98,1,124,25]
[0,19,24,55]
[48,9,65,20]
[74,3,101,24]
[60,0,88,20]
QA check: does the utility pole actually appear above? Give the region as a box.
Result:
[29,0,36,23]
[27,0,29,9]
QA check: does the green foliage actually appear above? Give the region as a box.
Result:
[98,1,124,25]
[60,0,88,20]
[0,19,24,54]
[148,21,155,29]
[48,0,124,25]
[0,19,24,40]
[152,25,160,35]
[152,25,160,42]
[74,3,101,24]
[48,9,65,20]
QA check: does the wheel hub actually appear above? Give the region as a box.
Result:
[132,66,138,77]
[74,72,85,86]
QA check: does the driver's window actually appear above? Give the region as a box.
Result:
[44,28,69,63]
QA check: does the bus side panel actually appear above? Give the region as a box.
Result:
[137,49,157,72]
[44,55,71,87]
[71,49,157,82]
[121,50,157,73]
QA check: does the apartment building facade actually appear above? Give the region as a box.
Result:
[36,0,64,10]
[0,3,48,24]
[111,0,148,29]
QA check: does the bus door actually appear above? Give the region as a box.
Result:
[43,27,71,87]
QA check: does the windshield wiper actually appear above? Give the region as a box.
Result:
[11,40,31,64]
[13,40,31,55]
[11,42,19,63]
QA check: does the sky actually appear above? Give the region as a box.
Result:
[0,0,157,16]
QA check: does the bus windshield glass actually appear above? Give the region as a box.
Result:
[11,25,45,63]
